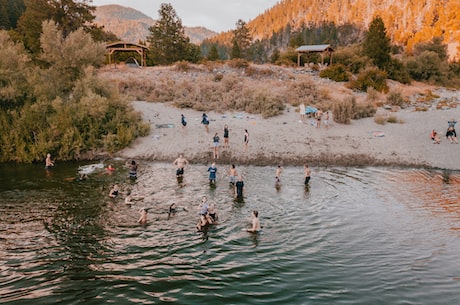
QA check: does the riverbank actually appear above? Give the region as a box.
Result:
[117,101,460,170]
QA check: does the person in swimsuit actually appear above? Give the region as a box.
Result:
[173,154,188,177]
[208,202,218,222]
[208,162,217,185]
[181,114,187,128]
[223,125,229,148]
[229,164,238,185]
[197,196,213,230]
[304,164,311,185]
[138,208,148,225]
[323,111,330,129]
[275,164,283,184]
[247,210,261,233]
[109,184,119,198]
[212,133,220,159]
[315,109,323,128]
[45,153,54,169]
[446,126,458,144]
[448,118,457,128]
[128,160,138,179]
[430,129,441,144]
[234,175,244,200]
[243,129,249,152]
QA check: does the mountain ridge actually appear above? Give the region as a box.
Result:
[94,4,217,45]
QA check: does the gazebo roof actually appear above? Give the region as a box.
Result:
[106,41,148,50]
[295,44,334,53]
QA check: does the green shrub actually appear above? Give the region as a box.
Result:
[348,67,388,93]
[319,64,349,82]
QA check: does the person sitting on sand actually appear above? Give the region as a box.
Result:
[448,118,457,128]
[109,184,119,198]
[173,154,188,177]
[446,126,458,144]
[430,129,441,144]
[247,210,261,233]
[45,153,54,169]
[138,208,148,225]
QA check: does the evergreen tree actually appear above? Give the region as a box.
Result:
[362,16,391,70]
[208,44,219,61]
[147,3,191,65]
[231,19,251,60]
[16,0,95,54]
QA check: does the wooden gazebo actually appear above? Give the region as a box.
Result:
[295,44,334,66]
[106,41,148,67]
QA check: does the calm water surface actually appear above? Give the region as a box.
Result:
[0,161,459,304]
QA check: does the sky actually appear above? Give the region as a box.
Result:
[91,0,280,33]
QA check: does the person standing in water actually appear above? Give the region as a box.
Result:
[235,175,244,200]
[247,210,261,233]
[138,208,148,225]
[208,162,217,185]
[45,153,54,169]
[173,154,188,177]
[275,164,283,184]
[304,164,311,185]
[228,164,238,185]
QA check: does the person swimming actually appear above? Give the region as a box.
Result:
[247,210,261,233]
[138,208,148,225]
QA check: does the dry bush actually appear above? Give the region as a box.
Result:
[283,77,321,106]
[333,97,354,124]
[366,87,380,103]
[387,115,399,123]
[227,59,250,69]
[244,66,275,78]
[174,61,191,72]
[386,90,405,107]
[374,114,387,125]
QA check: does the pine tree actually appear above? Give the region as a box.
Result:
[208,44,219,61]
[231,19,251,60]
[362,16,391,70]
[147,3,191,65]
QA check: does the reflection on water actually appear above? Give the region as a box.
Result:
[0,162,459,304]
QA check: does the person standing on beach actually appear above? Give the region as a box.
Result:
[173,154,188,177]
[323,111,330,129]
[223,124,229,148]
[304,164,311,185]
[208,162,217,185]
[299,103,306,121]
[315,109,323,128]
[202,113,209,133]
[45,153,54,169]
[181,114,187,128]
[243,129,249,152]
[235,175,244,200]
[212,132,220,159]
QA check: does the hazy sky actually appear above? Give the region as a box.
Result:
[91,0,280,32]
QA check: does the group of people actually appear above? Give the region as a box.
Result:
[299,104,330,128]
[180,113,249,159]
[431,118,458,144]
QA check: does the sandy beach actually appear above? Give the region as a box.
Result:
[117,100,460,170]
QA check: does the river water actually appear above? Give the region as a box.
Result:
[1,161,459,304]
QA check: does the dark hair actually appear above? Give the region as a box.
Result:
[253,210,258,217]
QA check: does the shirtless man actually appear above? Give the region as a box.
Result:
[304,164,311,185]
[247,210,261,233]
[173,154,188,177]
[45,153,54,169]
[229,164,238,185]
[138,208,148,225]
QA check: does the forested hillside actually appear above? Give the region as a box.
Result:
[211,0,459,60]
